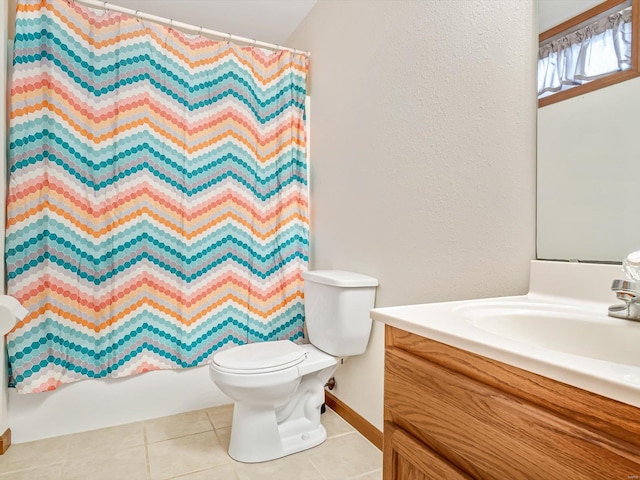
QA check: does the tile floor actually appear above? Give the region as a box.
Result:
[0,405,382,479]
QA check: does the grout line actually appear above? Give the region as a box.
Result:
[142,409,220,446]
[166,463,232,480]
[203,407,216,430]
[345,469,383,480]
[325,430,357,441]
[60,459,68,479]
[0,461,65,478]
[2,407,378,480]
[145,427,217,446]
[143,422,152,480]
[306,454,330,480]
[350,428,383,452]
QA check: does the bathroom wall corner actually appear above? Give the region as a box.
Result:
[287,0,537,430]
[325,391,382,449]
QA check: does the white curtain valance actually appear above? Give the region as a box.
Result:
[538,7,632,98]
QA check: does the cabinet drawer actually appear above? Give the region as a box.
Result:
[385,346,640,480]
[384,422,472,480]
[386,326,640,446]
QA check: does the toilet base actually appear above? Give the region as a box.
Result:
[229,402,327,463]
[281,421,327,457]
[213,344,339,463]
[227,399,329,463]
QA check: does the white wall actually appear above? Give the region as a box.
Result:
[288,0,537,430]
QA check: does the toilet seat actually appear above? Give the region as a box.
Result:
[212,340,307,374]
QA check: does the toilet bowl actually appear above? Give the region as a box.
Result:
[210,341,338,463]
[209,270,378,463]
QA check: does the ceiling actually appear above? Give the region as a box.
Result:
[109,0,317,46]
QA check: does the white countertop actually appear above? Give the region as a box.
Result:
[371,261,640,409]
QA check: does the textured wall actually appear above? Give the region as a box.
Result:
[288,0,537,429]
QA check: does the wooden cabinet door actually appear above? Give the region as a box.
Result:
[384,423,472,480]
[385,344,640,479]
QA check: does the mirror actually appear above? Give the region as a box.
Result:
[537,0,640,262]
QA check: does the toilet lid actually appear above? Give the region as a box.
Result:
[212,340,307,373]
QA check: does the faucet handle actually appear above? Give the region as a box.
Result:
[623,251,640,281]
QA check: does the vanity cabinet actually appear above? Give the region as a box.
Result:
[385,422,471,479]
[384,325,640,480]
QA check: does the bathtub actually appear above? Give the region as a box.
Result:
[8,365,231,443]
[1,322,14,444]
[1,297,29,448]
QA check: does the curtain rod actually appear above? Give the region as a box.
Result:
[71,0,310,57]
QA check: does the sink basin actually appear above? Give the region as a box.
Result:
[456,303,640,367]
[370,260,640,409]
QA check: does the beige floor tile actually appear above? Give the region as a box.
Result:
[322,408,355,438]
[306,432,382,480]
[206,403,234,429]
[61,445,147,480]
[233,453,324,480]
[0,436,69,473]
[63,421,146,458]
[0,463,63,480]
[145,410,213,444]
[215,427,231,451]
[0,405,380,480]
[170,463,238,479]
[348,469,383,480]
[147,431,230,480]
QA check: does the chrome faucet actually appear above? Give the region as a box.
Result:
[608,279,640,321]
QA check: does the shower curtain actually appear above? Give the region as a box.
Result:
[6,0,309,394]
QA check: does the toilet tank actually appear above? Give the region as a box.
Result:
[302,270,378,357]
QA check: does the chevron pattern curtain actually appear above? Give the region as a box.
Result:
[6,0,309,394]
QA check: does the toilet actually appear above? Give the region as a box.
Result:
[209,270,378,463]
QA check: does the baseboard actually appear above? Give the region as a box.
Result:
[0,428,11,455]
[325,391,383,450]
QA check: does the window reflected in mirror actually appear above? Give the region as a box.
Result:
[538,0,639,107]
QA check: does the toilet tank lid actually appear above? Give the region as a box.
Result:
[302,270,378,287]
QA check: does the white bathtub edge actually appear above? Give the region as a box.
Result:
[8,365,231,443]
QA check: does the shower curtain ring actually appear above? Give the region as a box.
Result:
[198,26,203,37]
